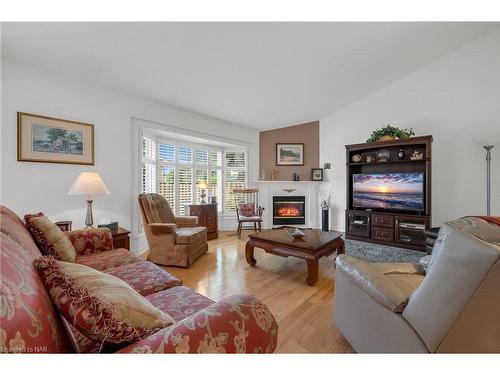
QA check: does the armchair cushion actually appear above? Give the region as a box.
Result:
[76,249,142,271]
[175,216,198,227]
[118,294,278,353]
[34,257,175,347]
[65,228,114,256]
[24,213,77,262]
[176,227,207,245]
[148,223,177,235]
[336,255,424,313]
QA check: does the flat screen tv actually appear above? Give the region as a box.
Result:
[352,172,424,212]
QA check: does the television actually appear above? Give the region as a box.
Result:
[352,172,424,212]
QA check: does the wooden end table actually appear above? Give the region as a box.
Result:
[245,229,344,285]
[109,227,131,250]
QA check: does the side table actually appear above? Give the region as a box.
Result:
[55,220,131,251]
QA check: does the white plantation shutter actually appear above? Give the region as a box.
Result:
[159,166,175,212]
[210,169,223,213]
[224,151,247,212]
[195,149,209,165]
[177,168,193,215]
[178,146,193,164]
[159,143,175,162]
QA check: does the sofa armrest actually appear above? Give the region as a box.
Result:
[336,255,424,313]
[117,294,278,353]
[175,216,198,227]
[65,228,114,256]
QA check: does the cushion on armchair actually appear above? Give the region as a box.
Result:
[25,212,77,262]
[34,256,174,347]
[176,227,207,244]
[336,255,424,313]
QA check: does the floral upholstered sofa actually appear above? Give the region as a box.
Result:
[0,205,278,353]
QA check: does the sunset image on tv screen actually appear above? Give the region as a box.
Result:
[352,173,424,211]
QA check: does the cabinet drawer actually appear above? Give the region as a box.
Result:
[372,214,394,228]
[372,227,394,242]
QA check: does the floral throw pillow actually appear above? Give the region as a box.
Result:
[34,256,174,347]
[25,212,77,262]
[239,203,256,217]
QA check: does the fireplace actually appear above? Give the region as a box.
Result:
[273,196,306,226]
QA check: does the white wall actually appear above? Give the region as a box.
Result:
[1,61,259,251]
[320,29,500,231]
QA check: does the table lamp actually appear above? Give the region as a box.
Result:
[198,181,208,204]
[68,172,110,227]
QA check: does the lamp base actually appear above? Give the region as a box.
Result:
[85,199,94,227]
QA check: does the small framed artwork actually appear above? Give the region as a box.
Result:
[18,112,94,165]
[276,143,304,166]
[311,168,323,181]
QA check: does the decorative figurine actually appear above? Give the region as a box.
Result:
[410,150,424,160]
[377,149,390,162]
[351,154,362,163]
[398,149,405,160]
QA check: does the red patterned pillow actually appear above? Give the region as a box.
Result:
[33,256,174,348]
[239,203,256,217]
[25,212,77,262]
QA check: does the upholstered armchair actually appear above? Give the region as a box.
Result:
[138,193,208,267]
[334,216,500,353]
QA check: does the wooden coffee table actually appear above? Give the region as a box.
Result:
[245,229,344,285]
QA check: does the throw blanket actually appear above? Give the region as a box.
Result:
[471,216,500,227]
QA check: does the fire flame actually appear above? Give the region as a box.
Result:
[277,207,301,217]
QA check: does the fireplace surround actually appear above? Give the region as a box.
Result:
[273,195,306,226]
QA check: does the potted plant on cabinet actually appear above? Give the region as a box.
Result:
[367,124,415,143]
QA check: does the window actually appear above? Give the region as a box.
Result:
[140,133,246,216]
[224,151,247,212]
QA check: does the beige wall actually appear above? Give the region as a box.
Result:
[259,121,320,181]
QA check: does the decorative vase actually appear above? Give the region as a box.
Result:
[321,209,329,232]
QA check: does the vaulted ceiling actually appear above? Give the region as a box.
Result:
[2,22,497,129]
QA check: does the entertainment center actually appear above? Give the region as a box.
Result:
[345,135,432,251]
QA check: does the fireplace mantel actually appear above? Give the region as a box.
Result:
[254,180,322,229]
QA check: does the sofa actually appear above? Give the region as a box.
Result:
[334,216,500,353]
[138,193,208,267]
[0,205,278,353]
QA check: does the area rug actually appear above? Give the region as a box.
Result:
[344,239,425,264]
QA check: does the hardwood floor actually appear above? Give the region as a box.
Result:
[143,231,353,353]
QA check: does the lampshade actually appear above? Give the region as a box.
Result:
[198,181,208,189]
[68,172,110,196]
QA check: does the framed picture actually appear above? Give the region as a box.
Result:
[18,112,94,165]
[276,143,304,166]
[311,168,323,181]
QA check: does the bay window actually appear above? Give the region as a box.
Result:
[141,133,247,216]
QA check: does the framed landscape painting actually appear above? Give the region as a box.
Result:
[18,112,94,165]
[276,143,304,166]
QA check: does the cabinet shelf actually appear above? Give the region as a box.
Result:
[347,158,429,166]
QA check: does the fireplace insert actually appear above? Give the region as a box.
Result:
[273,196,305,226]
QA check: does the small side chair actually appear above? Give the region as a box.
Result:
[233,188,264,238]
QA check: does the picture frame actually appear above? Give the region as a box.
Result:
[311,168,323,181]
[276,143,304,166]
[17,112,94,165]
